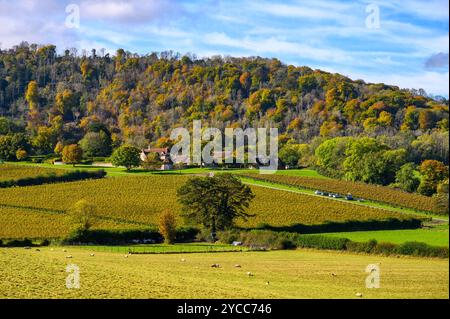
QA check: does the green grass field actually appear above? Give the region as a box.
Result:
[322,225,449,247]
[0,247,447,299]
[7,161,326,178]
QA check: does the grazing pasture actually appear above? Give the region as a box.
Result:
[0,247,447,299]
[322,225,449,247]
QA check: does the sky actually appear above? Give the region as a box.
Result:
[0,0,449,96]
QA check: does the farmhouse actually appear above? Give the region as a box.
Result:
[140,147,173,170]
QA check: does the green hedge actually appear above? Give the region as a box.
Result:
[62,227,200,245]
[0,170,106,188]
[252,218,422,234]
[0,238,51,247]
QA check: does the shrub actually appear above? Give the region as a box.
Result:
[372,242,397,255]
[395,242,449,258]
[40,239,51,246]
[159,210,177,244]
[6,238,33,247]
[295,235,349,250]
[346,239,378,253]
[174,227,199,243]
[238,230,296,249]
[217,229,241,244]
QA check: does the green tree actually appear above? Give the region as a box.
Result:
[394,163,420,193]
[111,145,141,170]
[279,144,301,168]
[62,144,83,166]
[31,126,58,154]
[79,131,112,157]
[0,133,29,161]
[177,174,255,240]
[315,137,354,178]
[418,160,449,196]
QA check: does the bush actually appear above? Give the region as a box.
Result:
[346,239,378,253]
[238,230,296,249]
[395,241,449,258]
[372,242,397,255]
[295,235,349,250]
[40,239,51,246]
[159,210,177,244]
[175,227,200,243]
[5,238,33,247]
[217,229,241,244]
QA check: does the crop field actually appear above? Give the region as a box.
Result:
[0,176,414,239]
[0,247,447,298]
[0,206,145,239]
[0,164,68,182]
[241,174,438,213]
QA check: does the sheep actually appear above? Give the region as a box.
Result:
[90,253,95,257]
[234,264,242,268]
[65,255,73,259]
[266,281,270,285]
[355,293,363,298]
[180,258,186,262]
[247,272,254,277]
[331,273,337,277]
[211,263,220,268]
[124,254,129,258]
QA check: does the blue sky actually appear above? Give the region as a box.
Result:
[0,0,449,96]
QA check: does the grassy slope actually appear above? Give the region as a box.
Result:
[0,247,447,299]
[322,225,449,247]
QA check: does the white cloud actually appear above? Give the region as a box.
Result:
[204,32,352,63]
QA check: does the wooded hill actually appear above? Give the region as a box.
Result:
[0,42,448,155]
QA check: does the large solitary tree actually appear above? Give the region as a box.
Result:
[177,174,255,239]
[111,145,141,171]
